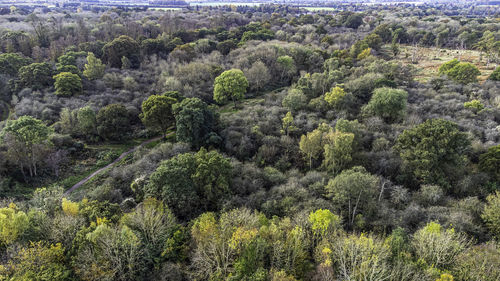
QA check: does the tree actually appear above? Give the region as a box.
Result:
[438,59,460,75]
[213,69,248,108]
[77,106,97,138]
[308,209,341,242]
[122,198,181,268]
[439,59,481,84]
[324,86,346,110]
[482,191,500,239]
[363,87,408,123]
[0,116,51,178]
[102,35,140,68]
[395,119,469,188]
[479,144,500,181]
[281,112,297,136]
[140,94,177,138]
[333,234,392,280]
[96,104,130,141]
[245,60,270,91]
[488,66,500,81]
[411,222,469,269]
[344,13,364,29]
[299,127,324,169]
[2,241,70,280]
[326,166,379,229]
[53,72,82,96]
[276,55,296,83]
[17,62,53,90]
[282,89,307,112]
[0,204,29,246]
[74,223,144,281]
[146,148,232,220]
[173,98,221,149]
[0,52,32,76]
[322,131,354,175]
[446,62,481,84]
[83,52,105,80]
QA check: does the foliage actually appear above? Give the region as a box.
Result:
[102,35,140,68]
[411,222,469,269]
[364,87,408,123]
[17,62,53,90]
[1,241,70,280]
[83,52,105,80]
[146,148,232,220]
[213,69,248,108]
[0,115,52,178]
[140,94,177,138]
[0,204,29,246]
[326,166,379,229]
[482,191,500,239]
[479,144,500,182]
[0,52,32,76]
[324,86,346,109]
[96,104,129,141]
[53,72,82,96]
[395,119,469,188]
[439,59,481,84]
[173,97,220,149]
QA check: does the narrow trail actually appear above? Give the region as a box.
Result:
[63,134,169,196]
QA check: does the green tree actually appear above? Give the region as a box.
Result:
[447,62,481,84]
[308,209,341,241]
[489,66,500,81]
[83,52,105,80]
[173,97,221,149]
[344,13,364,29]
[140,94,177,138]
[464,99,484,113]
[482,191,500,239]
[281,111,297,136]
[282,89,307,112]
[0,116,51,178]
[364,87,408,123]
[102,35,140,68]
[438,59,460,75]
[326,166,379,229]
[17,62,53,90]
[96,104,130,141]
[331,234,392,280]
[0,52,32,76]
[2,241,70,280]
[77,106,97,138]
[0,204,29,246]
[299,126,325,169]
[395,119,469,187]
[122,198,181,268]
[146,148,232,220]
[276,55,296,83]
[324,86,346,110]
[439,59,481,84]
[322,130,354,175]
[213,69,248,108]
[411,222,469,269]
[53,72,82,96]
[479,144,500,182]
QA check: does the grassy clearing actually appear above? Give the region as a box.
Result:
[397,45,496,83]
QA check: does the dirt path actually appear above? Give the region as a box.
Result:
[63,135,168,196]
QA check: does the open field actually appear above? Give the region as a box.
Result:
[397,45,496,83]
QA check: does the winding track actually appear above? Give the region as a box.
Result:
[63,134,169,196]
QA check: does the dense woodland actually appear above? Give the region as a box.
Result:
[0,3,500,281]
